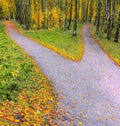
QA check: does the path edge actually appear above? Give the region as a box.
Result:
[4,20,58,116]
[88,25,120,67]
[11,21,85,62]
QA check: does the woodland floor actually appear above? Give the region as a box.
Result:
[5,21,120,126]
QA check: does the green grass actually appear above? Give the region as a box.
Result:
[0,22,32,101]
[90,26,120,62]
[0,21,56,125]
[15,22,83,60]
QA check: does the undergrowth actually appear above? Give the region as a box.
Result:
[15,22,84,61]
[0,21,56,125]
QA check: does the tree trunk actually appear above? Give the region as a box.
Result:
[64,0,68,30]
[37,0,40,29]
[9,0,14,19]
[72,0,77,36]
[96,0,101,34]
[89,0,93,23]
[77,0,80,22]
[106,0,111,40]
[81,1,86,23]
[59,0,63,28]
[0,6,3,19]
[41,0,47,29]
[23,0,31,29]
[67,0,73,30]
[85,0,89,22]
[111,0,115,32]
[114,12,120,42]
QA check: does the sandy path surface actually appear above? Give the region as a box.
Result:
[6,22,120,126]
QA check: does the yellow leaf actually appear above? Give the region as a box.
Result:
[79,121,83,126]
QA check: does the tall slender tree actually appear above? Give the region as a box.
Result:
[114,11,120,42]
[89,0,93,22]
[41,0,47,29]
[111,0,115,29]
[64,0,68,30]
[0,5,3,19]
[67,0,73,30]
[96,0,101,34]
[85,0,89,22]
[106,0,111,40]
[37,0,40,29]
[72,0,77,36]
[59,0,63,27]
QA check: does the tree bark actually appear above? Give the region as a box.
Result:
[96,0,101,34]
[37,0,40,29]
[64,0,68,30]
[106,0,111,40]
[89,0,93,23]
[59,0,63,28]
[114,12,120,42]
[41,0,47,29]
[111,0,115,31]
[0,6,3,19]
[81,1,86,23]
[72,0,77,36]
[85,0,89,22]
[67,0,73,30]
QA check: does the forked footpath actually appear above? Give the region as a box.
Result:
[6,21,120,126]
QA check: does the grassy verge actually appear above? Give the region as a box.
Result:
[90,26,120,66]
[0,22,56,125]
[15,22,84,61]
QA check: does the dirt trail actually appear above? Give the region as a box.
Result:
[6,21,120,126]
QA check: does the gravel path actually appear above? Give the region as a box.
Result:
[6,22,120,126]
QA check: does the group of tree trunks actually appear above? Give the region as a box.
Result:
[0,0,119,40]
[95,0,120,42]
